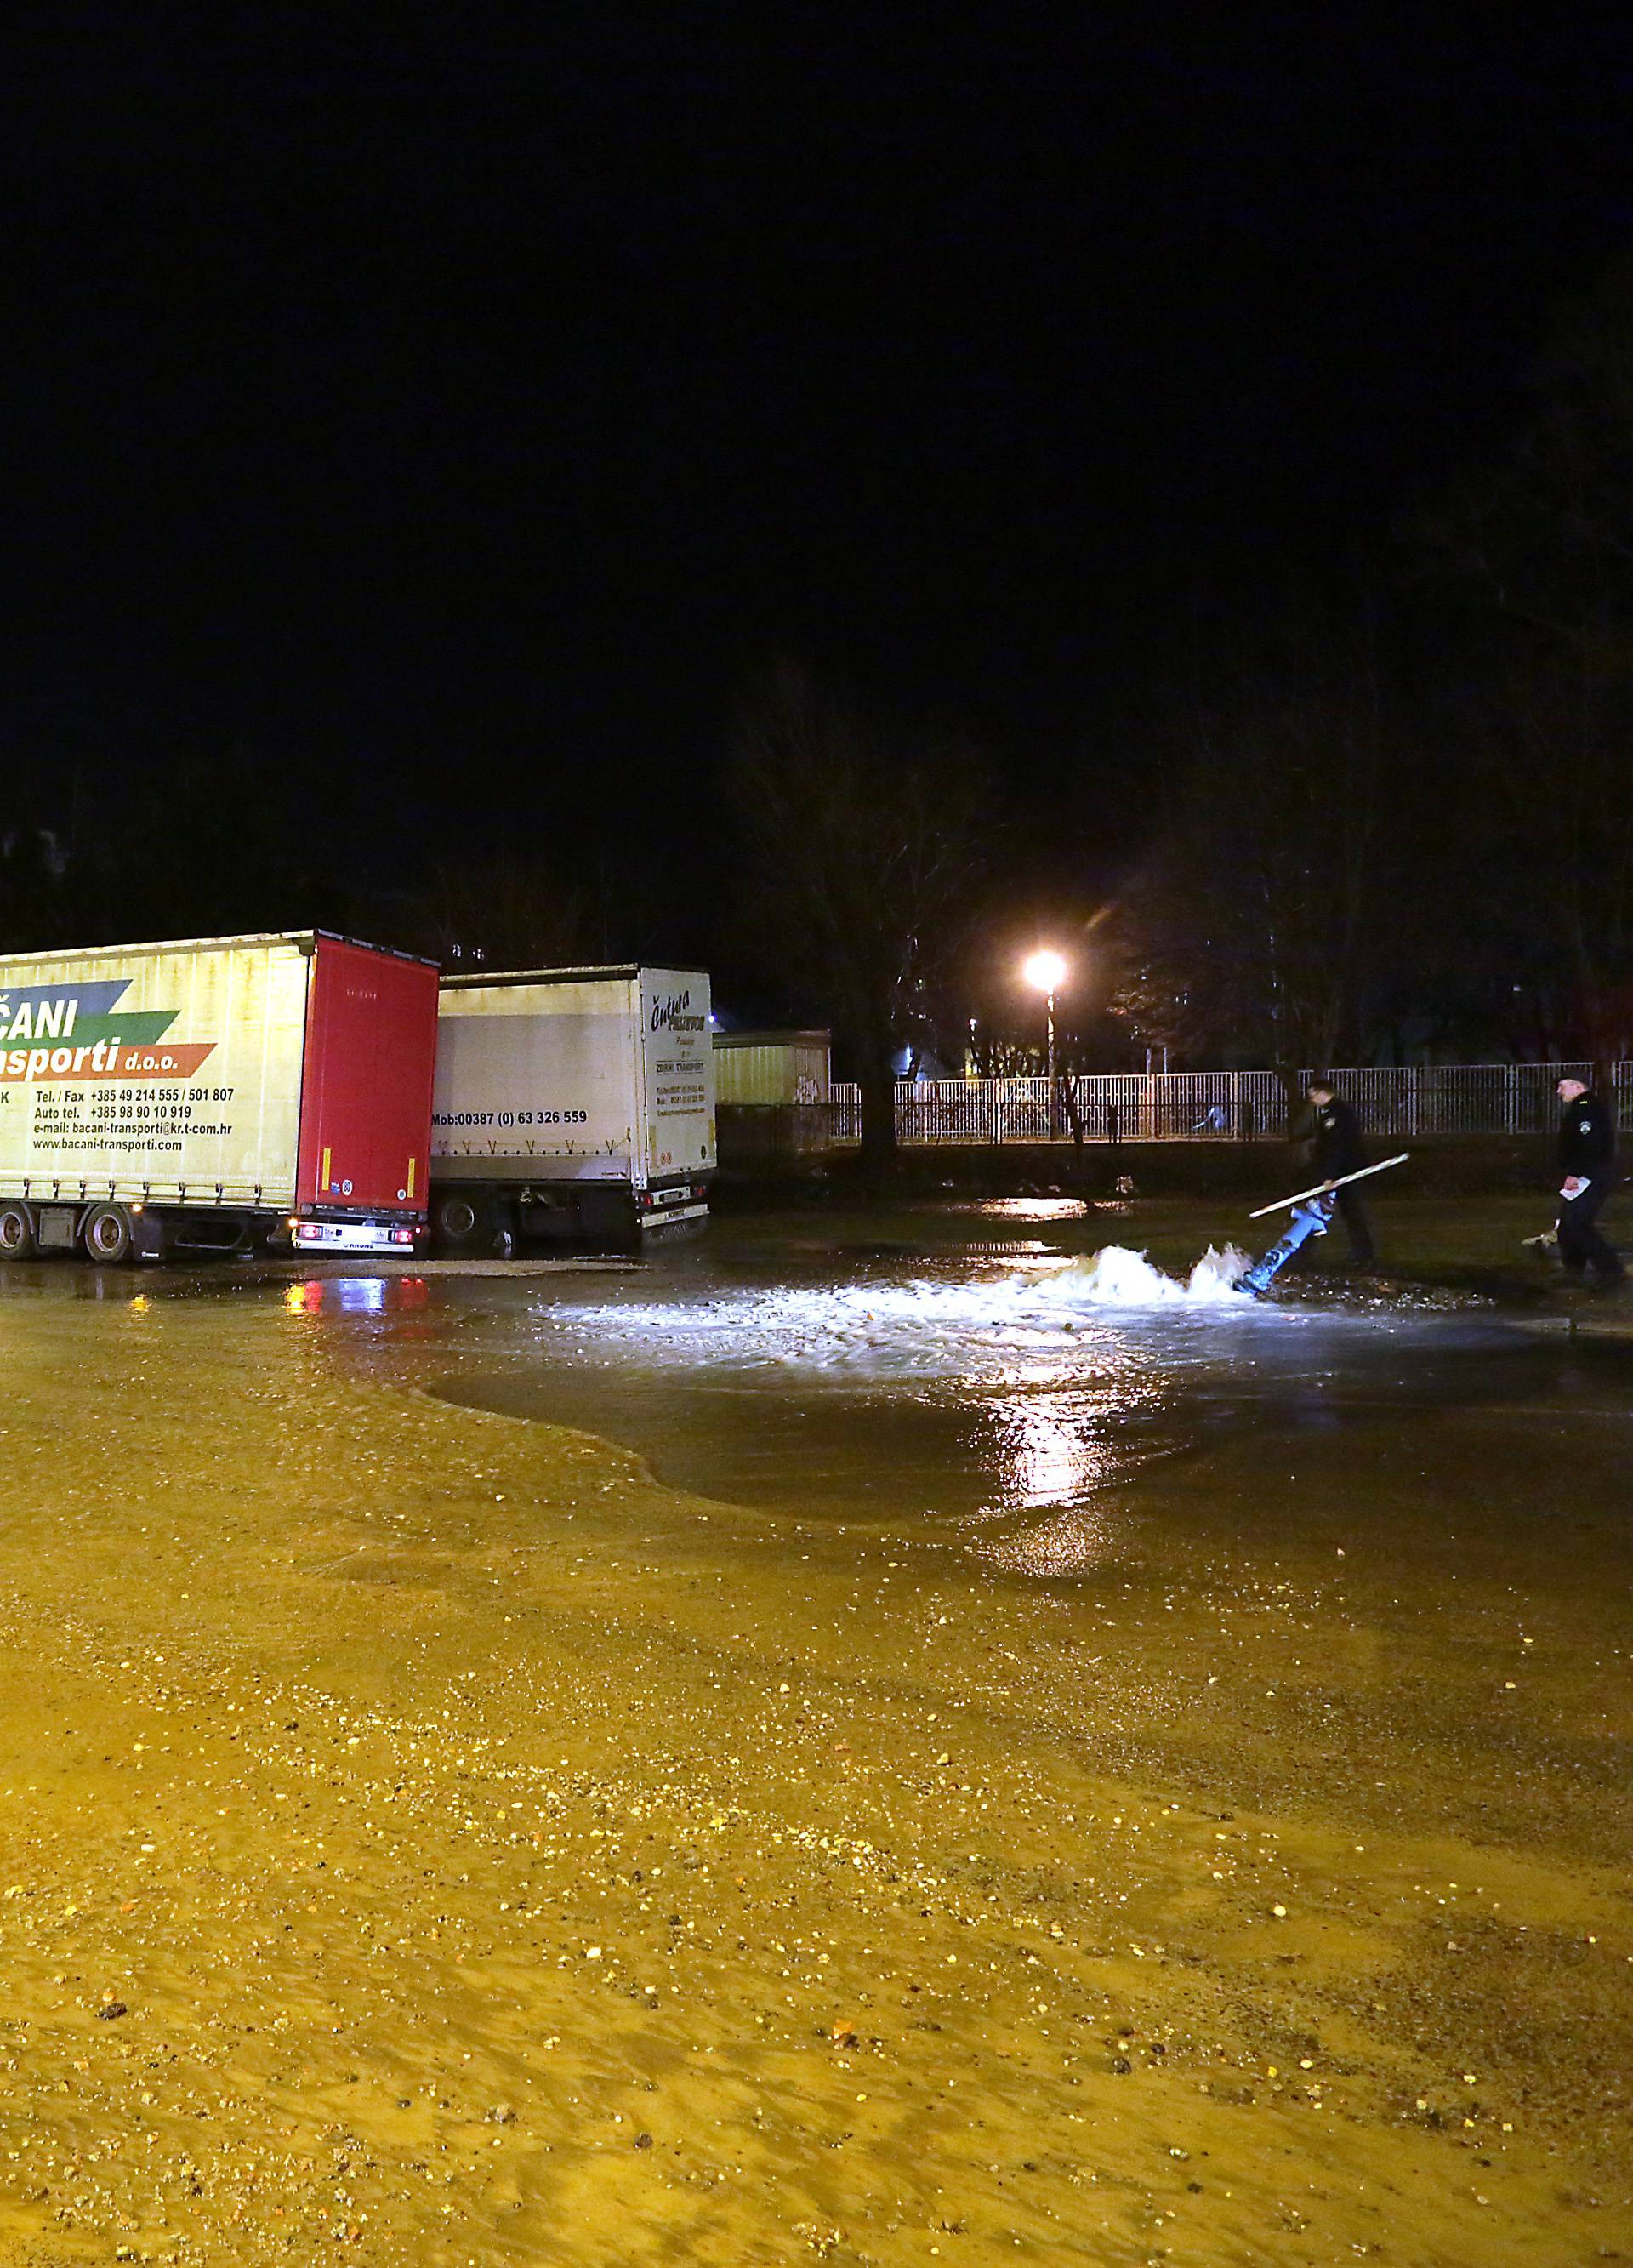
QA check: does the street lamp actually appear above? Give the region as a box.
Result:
[1021,949,1067,1081]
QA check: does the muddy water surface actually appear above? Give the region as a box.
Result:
[1,1198,1630,2266]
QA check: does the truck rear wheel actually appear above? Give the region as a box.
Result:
[83,1203,134,1264]
[0,1201,36,1259]
[432,1189,501,1256]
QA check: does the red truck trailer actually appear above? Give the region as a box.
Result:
[0,931,438,1262]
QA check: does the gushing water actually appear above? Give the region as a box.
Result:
[537,1241,1272,1384]
[1039,1242,1250,1306]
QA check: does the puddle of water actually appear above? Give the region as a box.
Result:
[420,1233,1534,1541]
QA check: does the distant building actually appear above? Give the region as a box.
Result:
[713,1029,832,1106]
[713,1030,836,1165]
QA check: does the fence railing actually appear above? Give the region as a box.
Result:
[813,1061,1626,1145]
[1307,1062,1599,1138]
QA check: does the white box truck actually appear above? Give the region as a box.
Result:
[0,932,439,1262]
[430,964,715,1251]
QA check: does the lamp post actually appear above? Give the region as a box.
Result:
[1021,949,1068,1137]
[1021,949,1067,1082]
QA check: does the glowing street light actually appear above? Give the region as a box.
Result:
[1021,949,1068,1082]
[1021,949,1067,997]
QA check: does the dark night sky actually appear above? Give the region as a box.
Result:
[4,8,1632,928]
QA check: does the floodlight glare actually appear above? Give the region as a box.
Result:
[1021,949,1067,994]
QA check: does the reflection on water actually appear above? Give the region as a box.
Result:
[286,1274,431,1317]
[973,1389,1132,1571]
[986,1385,1114,1508]
[989,1496,1124,1574]
[953,1194,1094,1220]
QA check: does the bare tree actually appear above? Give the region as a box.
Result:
[401,855,599,972]
[732,662,992,1165]
[1107,630,1389,1078]
[1408,254,1633,1056]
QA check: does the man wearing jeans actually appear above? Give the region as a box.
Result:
[1555,1075,1624,1281]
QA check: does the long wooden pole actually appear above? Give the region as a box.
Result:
[1247,1151,1409,1221]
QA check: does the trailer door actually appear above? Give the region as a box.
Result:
[296,938,438,1217]
[638,969,715,1182]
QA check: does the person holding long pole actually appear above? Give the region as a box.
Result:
[1305,1077,1377,1267]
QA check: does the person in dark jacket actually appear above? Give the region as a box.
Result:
[1555,1075,1624,1279]
[1306,1078,1375,1264]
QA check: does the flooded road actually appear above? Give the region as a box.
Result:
[1,1197,1630,2265]
[429,1202,1579,1540]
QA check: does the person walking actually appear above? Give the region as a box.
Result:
[1306,1077,1376,1265]
[1554,1074,1624,1281]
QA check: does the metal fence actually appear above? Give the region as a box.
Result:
[1312,1062,1599,1138]
[816,1060,1625,1145]
[825,1086,862,1142]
